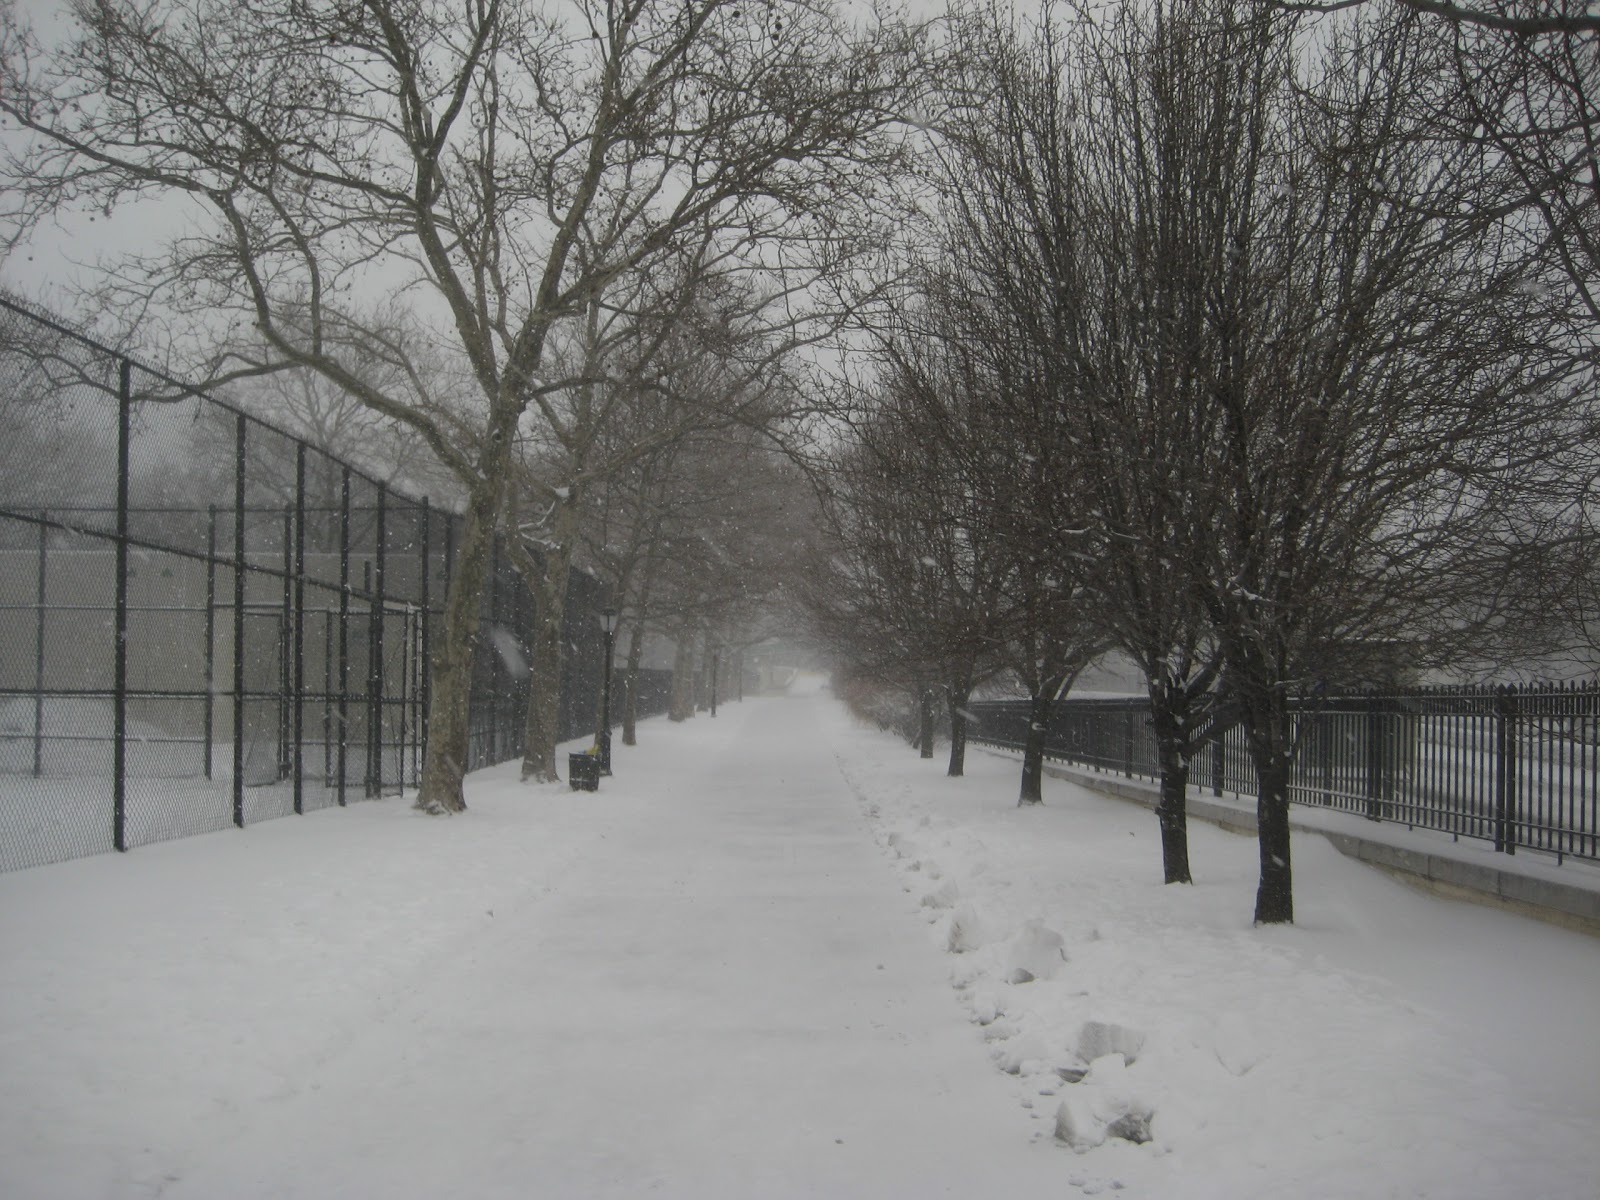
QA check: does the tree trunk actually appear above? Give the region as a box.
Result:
[918,687,935,759]
[1148,690,1193,884]
[414,480,501,814]
[1244,691,1295,924]
[669,635,696,721]
[518,501,578,783]
[1154,735,1193,885]
[697,635,713,712]
[622,621,644,746]
[1253,749,1294,924]
[1018,689,1052,805]
[946,684,972,777]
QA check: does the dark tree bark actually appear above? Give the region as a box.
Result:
[1018,689,1055,806]
[511,496,578,783]
[1143,667,1231,885]
[1250,736,1296,925]
[1149,696,1193,885]
[669,635,696,722]
[918,687,936,759]
[621,621,644,747]
[945,680,973,777]
[414,477,504,813]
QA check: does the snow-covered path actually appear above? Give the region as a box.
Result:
[3,680,1597,1199]
[2,687,1062,1199]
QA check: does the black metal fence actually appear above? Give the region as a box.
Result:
[0,295,669,872]
[969,683,1600,863]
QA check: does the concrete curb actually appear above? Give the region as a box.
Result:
[1024,756,1600,937]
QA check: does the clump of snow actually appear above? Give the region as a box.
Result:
[1053,1054,1156,1151]
[484,625,529,680]
[969,989,1002,1026]
[1075,1019,1146,1067]
[1003,919,1067,984]
[944,903,989,953]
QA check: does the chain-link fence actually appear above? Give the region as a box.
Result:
[0,295,667,871]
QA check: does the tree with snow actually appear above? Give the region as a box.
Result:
[0,0,925,813]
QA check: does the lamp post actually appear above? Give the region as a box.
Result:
[710,646,719,718]
[599,607,617,775]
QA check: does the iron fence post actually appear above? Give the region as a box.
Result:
[323,611,333,786]
[368,483,387,796]
[336,467,350,806]
[280,503,293,784]
[113,360,131,852]
[1365,691,1384,822]
[204,505,216,780]
[292,444,306,814]
[417,496,431,786]
[1495,685,1518,854]
[488,538,501,763]
[34,514,46,778]
[232,412,246,829]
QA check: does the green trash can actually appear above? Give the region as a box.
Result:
[568,752,600,792]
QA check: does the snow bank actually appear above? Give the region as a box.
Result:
[833,699,1600,1199]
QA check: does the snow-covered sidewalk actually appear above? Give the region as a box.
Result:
[1,686,1064,1199]
[2,680,1596,1198]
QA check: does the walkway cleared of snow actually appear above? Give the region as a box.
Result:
[1,678,1596,1198]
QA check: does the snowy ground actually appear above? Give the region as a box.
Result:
[2,679,1596,1199]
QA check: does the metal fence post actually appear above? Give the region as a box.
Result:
[488,538,501,763]
[337,467,350,806]
[1365,691,1385,822]
[204,505,216,781]
[369,484,387,795]
[33,514,46,778]
[232,413,247,829]
[280,503,293,784]
[1495,684,1518,854]
[113,360,131,852]
[417,497,431,786]
[292,444,306,814]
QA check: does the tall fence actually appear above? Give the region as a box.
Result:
[0,295,669,872]
[969,683,1600,864]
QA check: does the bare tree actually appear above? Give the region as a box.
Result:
[0,0,924,812]
[506,259,823,777]
[930,4,1213,838]
[1177,0,1575,922]
[808,330,1025,777]
[925,0,1585,921]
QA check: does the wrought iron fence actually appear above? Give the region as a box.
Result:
[0,294,669,872]
[968,683,1600,863]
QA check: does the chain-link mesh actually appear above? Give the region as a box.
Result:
[0,296,672,872]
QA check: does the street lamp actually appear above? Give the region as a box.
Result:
[598,607,617,775]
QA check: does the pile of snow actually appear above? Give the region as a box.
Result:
[834,701,1600,1199]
